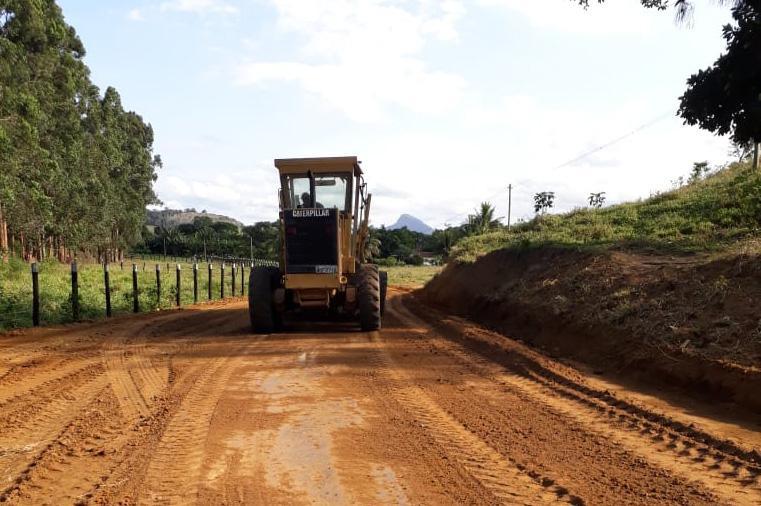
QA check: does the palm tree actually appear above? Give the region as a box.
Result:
[165,227,184,256]
[364,236,381,260]
[467,202,501,236]
[195,226,215,261]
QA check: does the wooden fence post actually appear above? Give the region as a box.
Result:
[176,264,181,307]
[71,261,79,321]
[231,263,236,297]
[31,262,40,326]
[240,264,245,296]
[208,263,213,300]
[133,264,139,313]
[155,264,161,308]
[104,263,112,317]
[193,263,198,304]
[220,262,225,299]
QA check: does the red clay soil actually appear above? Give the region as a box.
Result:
[421,247,761,413]
[1,291,760,504]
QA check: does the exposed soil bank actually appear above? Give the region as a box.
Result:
[421,247,761,414]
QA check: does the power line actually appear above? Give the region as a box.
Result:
[439,111,673,226]
[549,111,672,171]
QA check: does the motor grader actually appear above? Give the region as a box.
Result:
[248,156,387,333]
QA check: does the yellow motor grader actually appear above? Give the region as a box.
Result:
[248,156,387,332]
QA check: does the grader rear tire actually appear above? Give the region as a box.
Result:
[379,270,388,316]
[358,264,382,331]
[249,267,278,333]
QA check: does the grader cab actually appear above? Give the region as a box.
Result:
[248,156,387,333]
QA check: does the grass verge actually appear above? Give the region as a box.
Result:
[452,162,761,262]
[383,265,442,287]
[0,258,247,331]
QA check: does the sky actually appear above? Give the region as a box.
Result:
[58,0,735,228]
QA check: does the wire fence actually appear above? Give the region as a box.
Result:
[0,255,277,332]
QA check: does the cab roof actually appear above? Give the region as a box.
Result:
[274,156,362,176]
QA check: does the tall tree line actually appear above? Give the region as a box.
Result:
[0,0,161,263]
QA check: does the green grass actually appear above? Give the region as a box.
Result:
[452,162,761,262]
[384,265,442,287]
[0,257,248,332]
[0,258,440,331]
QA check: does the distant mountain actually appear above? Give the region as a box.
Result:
[388,214,434,235]
[146,208,244,229]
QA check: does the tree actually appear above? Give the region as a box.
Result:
[364,236,381,260]
[588,192,606,208]
[574,0,695,20]
[0,1,160,262]
[677,2,761,168]
[534,192,555,215]
[578,1,759,169]
[729,140,753,163]
[466,202,501,235]
[688,161,710,184]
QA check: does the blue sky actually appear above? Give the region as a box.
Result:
[58,0,734,228]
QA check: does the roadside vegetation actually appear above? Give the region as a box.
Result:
[0,257,240,331]
[452,162,761,262]
[0,256,438,331]
[138,214,280,261]
[383,265,441,288]
[1,2,161,263]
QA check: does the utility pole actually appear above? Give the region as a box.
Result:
[507,184,513,230]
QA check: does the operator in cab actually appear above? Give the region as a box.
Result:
[300,192,324,209]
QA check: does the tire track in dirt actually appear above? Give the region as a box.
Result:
[366,334,582,505]
[394,296,761,505]
[81,305,252,505]
[0,311,187,418]
[0,357,101,407]
[0,377,110,501]
[1,386,128,505]
[197,332,506,506]
[103,306,240,422]
[137,344,248,505]
[0,305,241,504]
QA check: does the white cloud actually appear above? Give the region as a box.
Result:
[156,167,281,224]
[234,0,467,122]
[127,8,144,21]
[160,0,238,15]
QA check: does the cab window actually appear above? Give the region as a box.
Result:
[283,174,351,211]
[315,176,349,210]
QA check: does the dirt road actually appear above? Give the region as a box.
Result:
[1,289,759,505]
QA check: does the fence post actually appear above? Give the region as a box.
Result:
[104,263,112,317]
[155,264,161,308]
[220,262,225,299]
[193,263,198,304]
[231,263,236,297]
[31,262,40,326]
[71,261,79,322]
[120,260,124,271]
[240,264,245,296]
[133,264,139,313]
[175,264,181,306]
[208,263,213,300]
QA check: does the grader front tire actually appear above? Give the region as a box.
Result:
[358,264,382,331]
